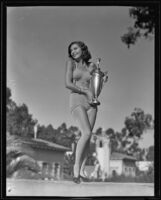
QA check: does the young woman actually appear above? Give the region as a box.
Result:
[65,41,107,183]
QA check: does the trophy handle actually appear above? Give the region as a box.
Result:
[102,71,108,88]
[96,58,101,69]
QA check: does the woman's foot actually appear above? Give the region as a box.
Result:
[73,176,80,184]
[80,173,89,182]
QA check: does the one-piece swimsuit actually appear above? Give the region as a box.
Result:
[69,61,95,113]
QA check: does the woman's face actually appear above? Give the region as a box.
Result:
[70,43,82,61]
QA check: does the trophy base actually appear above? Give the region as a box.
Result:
[90,99,100,106]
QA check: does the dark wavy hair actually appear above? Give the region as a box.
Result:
[68,41,92,63]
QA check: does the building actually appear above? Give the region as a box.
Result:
[110,152,136,177]
[86,134,137,179]
[86,152,137,178]
[22,137,70,180]
[136,161,154,172]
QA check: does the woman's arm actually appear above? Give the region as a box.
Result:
[65,59,86,94]
[89,62,97,74]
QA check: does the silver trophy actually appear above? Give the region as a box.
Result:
[90,58,107,106]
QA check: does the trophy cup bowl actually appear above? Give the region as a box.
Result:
[90,58,105,106]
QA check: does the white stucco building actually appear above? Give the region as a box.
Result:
[110,152,136,177]
[88,134,137,179]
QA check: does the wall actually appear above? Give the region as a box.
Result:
[31,147,66,179]
[122,160,136,177]
[110,160,123,176]
[32,148,65,165]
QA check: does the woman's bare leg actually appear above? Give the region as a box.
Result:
[80,106,97,176]
[71,106,92,177]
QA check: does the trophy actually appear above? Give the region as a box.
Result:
[90,58,107,106]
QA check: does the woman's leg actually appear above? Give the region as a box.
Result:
[71,106,92,177]
[80,106,98,176]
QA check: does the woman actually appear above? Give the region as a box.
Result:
[65,41,107,183]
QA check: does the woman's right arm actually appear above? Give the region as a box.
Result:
[65,59,85,94]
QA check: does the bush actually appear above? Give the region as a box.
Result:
[63,153,74,179]
[12,168,42,179]
[90,173,154,183]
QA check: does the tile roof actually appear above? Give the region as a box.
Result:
[111,152,137,161]
[22,138,71,152]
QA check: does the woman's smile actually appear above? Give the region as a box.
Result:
[71,44,82,60]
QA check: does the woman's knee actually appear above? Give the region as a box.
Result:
[82,130,91,140]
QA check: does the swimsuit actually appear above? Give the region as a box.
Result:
[69,61,95,113]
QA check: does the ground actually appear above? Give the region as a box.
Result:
[6,179,154,197]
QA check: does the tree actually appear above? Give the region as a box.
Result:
[97,108,153,157]
[7,87,37,138]
[66,126,79,145]
[121,108,153,156]
[104,128,119,153]
[95,127,103,136]
[7,103,37,137]
[125,108,153,137]
[7,87,17,111]
[63,153,74,179]
[37,123,78,148]
[92,108,153,158]
[146,146,154,161]
[7,87,12,108]
[55,124,79,148]
[37,124,57,142]
[121,6,156,48]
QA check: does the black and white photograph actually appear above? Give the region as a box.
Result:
[4,2,159,198]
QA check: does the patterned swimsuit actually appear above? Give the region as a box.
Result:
[69,61,95,113]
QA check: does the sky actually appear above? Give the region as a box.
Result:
[7,6,154,148]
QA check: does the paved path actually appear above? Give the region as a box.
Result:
[7,179,154,197]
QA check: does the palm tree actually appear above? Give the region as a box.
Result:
[7,133,40,179]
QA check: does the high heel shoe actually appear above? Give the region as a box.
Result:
[80,175,89,182]
[73,176,80,184]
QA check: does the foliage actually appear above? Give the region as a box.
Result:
[7,87,17,112]
[127,145,154,161]
[37,123,78,148]
[37,124,57,142]
[7,134,40,178]
[95,127,103,136]
[121,6,156,48]
[105,174,154,183]
[90,172,154,183]
[7,103,37,138]
[121,27,141,48]
[146,146,154,161]
[135,148,146,161]
[6,87,40,179]
[7,87,37,138]
[121,108,153,156]
[63,153,74,179]
[93,108,153,158]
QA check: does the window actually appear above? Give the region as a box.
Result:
[99,141,103,148]
[112,170,117,177]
